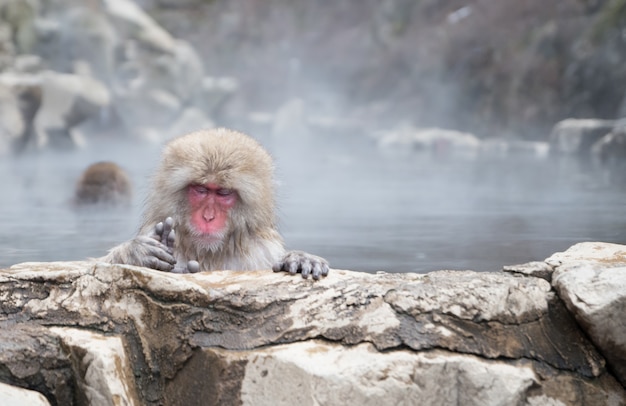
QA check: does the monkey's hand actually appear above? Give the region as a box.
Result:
[156,217,200,274]
[103,236,176,272]
[103,217,177,272]
[273,250,330,280]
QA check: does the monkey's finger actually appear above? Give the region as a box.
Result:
[320,263,330,277]
[160,218,174,245]
[141,242,176,264]
[311,263,324,280]
[155,221,164,237]
[144,256,175,272]
[300,260,313,279]
[187,260,200,273]
[287,261,299,275]
[272,262,285,273]
[137,236,174,254]
[148,247,176,265]
[166,229,176,248]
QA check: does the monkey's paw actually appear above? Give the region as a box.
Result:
[171,260,200,274]
[123,236,177,272]
[273,250,329,280]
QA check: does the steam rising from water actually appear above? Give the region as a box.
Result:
[1,133,625,273]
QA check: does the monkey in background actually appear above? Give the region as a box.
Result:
[102,128,329,279]
[74,161,132,207]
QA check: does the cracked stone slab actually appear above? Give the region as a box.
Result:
[0,259,624,404]
[550,242,626,387]
[170,340,625,406]
[49,327,141,406]
[503,261,555,281]
[0,322,76,404]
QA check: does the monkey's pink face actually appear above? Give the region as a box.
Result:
[187,183,237,237]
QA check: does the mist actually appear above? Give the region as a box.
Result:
[1,129,624,273]
[1,0,625,272]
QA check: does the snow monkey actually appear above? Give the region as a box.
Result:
[74,161,132,206]
[102,128,329,279]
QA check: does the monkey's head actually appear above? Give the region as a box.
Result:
[74,161,132,206]
[147,128,277,252]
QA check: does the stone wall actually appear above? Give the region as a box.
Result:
[0,242,625,405]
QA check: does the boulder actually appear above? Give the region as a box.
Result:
[0,82,24,154]
[0,0,215,147]
[502,260,554,282]
[114,87,182,141]
[166,106,215,139]
[153,40,205,102]
[0,251,625,405]
[549,118,615,157]
[591,121,626,185]
[0,0,39,54]
[0,72,42,152]
[549,242,626,388]
[35,70,110,149]
[102,0,176,53]
[194,76,239,118]
[57,7,117,83]
[377,125,481,154]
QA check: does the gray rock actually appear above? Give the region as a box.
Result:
[59,7,117,83]
[36,70,110,149]
[0,0,40,54]
[0,0,217,147]
[0,382,50,406]
[0,256,624,405]
[549,242,626,387]
[186,343,538,406]
[49,327,141,406]
[154,40,204,102]
[0,72,43,152]
[103,0,176,53]
[503,260,555,281]
[166,107,215,139]
[13,53,43,73]
[114,87,181,141]
[549,118,615,157]
[377,125,481,154]
[0,82,24,154]
[591,125,626,185]
[0,323,75,405]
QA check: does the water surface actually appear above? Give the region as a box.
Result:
[1,134,624,273]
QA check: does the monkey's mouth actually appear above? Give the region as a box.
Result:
[189,228,227,252]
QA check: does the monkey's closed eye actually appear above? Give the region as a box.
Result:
[217,188,234,196]
[190,185,209,195]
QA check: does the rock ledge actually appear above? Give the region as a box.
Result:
[1,243,625,405]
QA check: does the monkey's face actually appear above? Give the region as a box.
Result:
[186,183,238,249]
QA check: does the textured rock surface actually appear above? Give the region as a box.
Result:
[503,260,554,281]
[0,252,624,405]
[0,381,51,406]
[549,242,626,388]
[549,118,615,157]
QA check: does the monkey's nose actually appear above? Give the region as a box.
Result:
[203,209,216,222]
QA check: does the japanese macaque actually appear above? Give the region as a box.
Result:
[102,128,329,279]
[74,161,132,206]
